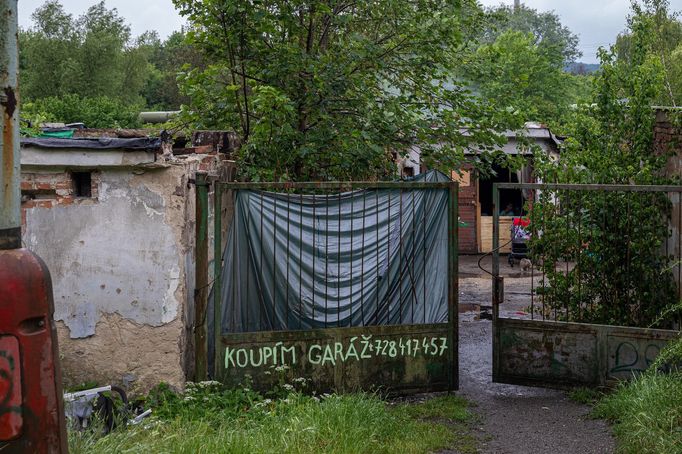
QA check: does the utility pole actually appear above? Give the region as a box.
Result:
[0,1,68,451]
[0,0,19,248]
[514,0,521,12]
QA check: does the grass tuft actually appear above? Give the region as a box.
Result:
[593,372,682,454]
[68,381,476,454]
[568,387,604,405]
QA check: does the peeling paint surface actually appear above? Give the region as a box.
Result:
[24,169,181,338]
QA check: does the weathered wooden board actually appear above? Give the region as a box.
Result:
[215,323,456,394]
[494,318,679,387]
[480,216,514,253]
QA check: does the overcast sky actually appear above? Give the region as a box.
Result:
[18,0,682,64]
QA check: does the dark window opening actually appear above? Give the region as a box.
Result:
[478,164,524,216]
[72,172,92,198]
[402,166,415,178]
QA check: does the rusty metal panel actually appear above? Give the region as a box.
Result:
[0,249,68,452]
[0,335,22,440]
[0,0,21,249]
[494,319,679,388]
[216,324,453,394]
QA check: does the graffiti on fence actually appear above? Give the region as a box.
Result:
[609,340,662,375]
[225,335,449,369]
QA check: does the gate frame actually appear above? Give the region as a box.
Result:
[202,179,460,393]
[492,182,682,388]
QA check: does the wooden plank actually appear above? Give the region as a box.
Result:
[480,216,514,253]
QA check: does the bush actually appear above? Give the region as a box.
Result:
[22,94,142,129]
[527,189,678,327]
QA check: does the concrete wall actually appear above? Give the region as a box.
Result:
[20,148,226,392]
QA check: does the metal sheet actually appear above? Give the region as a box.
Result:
[216,324,454,394]
[494,319,679,387]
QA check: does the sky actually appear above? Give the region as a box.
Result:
[18,0,682,64]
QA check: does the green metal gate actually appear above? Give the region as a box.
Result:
[492,183,681,388]
[202,180,459,394]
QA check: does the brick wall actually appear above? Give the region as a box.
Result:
[653,109,682,295]
[20,171,100,230]
[654,109,682,177]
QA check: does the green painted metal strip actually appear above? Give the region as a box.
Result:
[194,172,209,381]
[496,183,682,192]
[213,186,222,379]
[217,181,454,190]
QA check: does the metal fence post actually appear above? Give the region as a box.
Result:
[492,183,501,382]
[194,172,209,381]
[212,184,222,379]
[448,182,459,391]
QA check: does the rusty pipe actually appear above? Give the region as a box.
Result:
[0,0,19,249]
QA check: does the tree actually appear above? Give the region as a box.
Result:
[143,30,204,110]
[467,30,581,124]
[19,1,151,105]
[461,4,590,126]
[174,0,514,181]
[528,2,678,327]
[615,0,682,106]
[479,3,582,65]
[19,1,78,99]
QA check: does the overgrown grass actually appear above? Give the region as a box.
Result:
[69,380,476,454]
[591,337,682,454]
[568,387,604,405]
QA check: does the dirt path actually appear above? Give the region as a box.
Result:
[459,315,614,454]
[456,258,615,454]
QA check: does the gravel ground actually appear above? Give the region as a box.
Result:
[455,255,615,454]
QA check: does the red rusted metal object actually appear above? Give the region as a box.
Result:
[0,249,68,453]
[0,1,68,451]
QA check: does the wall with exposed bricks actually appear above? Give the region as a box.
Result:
[20,144,231,392]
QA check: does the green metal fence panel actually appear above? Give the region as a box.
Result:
[210,178,459,394]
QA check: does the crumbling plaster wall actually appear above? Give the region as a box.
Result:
[23,162,200,391]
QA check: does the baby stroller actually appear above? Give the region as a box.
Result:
[508,217,530,267]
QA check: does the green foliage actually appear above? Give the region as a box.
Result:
[142,30,203,110]
[462,4,591,125]
[478,3,582,65]
[593,371,682,454]
[174,0,515,181]
[528,1,679,327]
[20,1,144,103]
[19,1,199,122]
[528,189,677,327]
[22,94,142,129]
[69,380,474,454]
[568,387,604,405]
[467,30,581,124]
[615,0,682,106]
[397,395,471,421]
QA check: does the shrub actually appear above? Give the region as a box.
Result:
[22,94,142,129]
